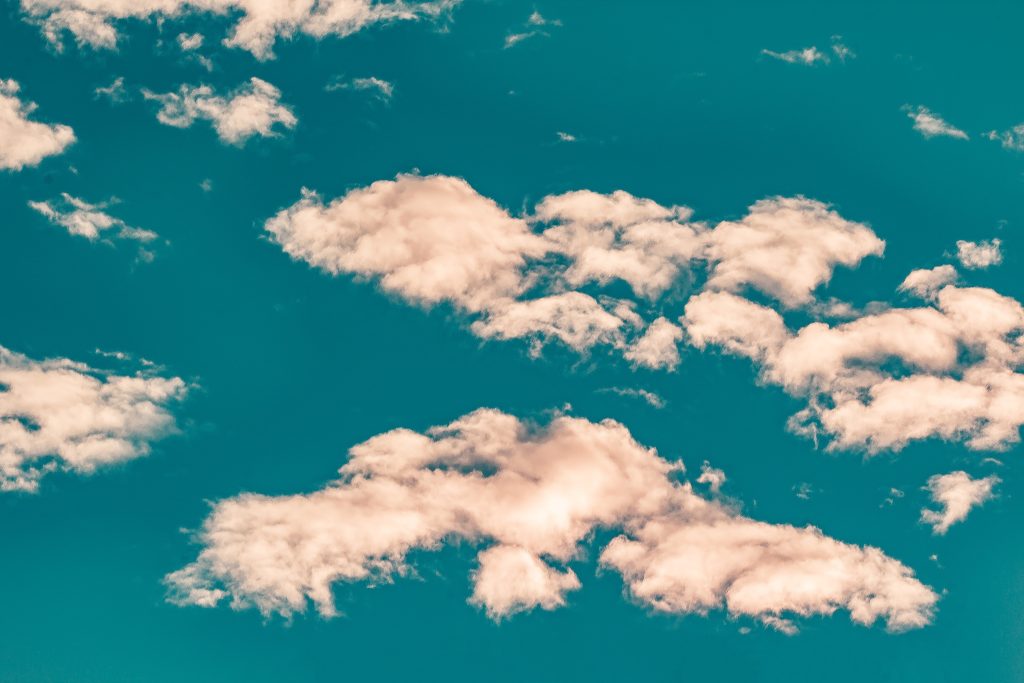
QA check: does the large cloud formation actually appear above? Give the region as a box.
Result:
[0,79,75,171]
[167,409,937,632]
[265,173,882,359]
[265,173,1024,455]
[0,346,187,492]
[21,0,459,59]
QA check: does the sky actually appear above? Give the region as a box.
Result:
[1,1,1023,681]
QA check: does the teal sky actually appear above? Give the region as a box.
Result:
[2,1,1023,681]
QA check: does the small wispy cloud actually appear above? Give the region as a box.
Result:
[28,193,159,260]
[762,46,829,65]
[600,387,666,409]
[904,105,969,140]
[985,123,1024,151]
[326,76,394,102]
[504,10,561,48]
[94,76,128,103]
[556,131,576,142]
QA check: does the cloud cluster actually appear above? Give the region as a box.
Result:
[685,279,1024,453]
[29,193,159,256]
[0,79,75,171]
[167,408,937,631]
[143,77,296,145]
[920,471,999,534]
[21,0,458,59]
[761,39,852,66]
[266,174,882,363]
[0,346,187,492]
[904,106,968,140]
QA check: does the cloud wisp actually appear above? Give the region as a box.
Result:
[904,106,968,140]
[167,408,937,632]
[0,346,187,492]
[29,193,159,257]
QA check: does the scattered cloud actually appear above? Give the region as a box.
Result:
[21,0,460,59]
[0,345,186,492]
[94,76,127,103]
[696,461,726,493]
[199,178,213,192]
[326,76,394,102]
[28,193,159,257]
[904,105,968,140]
[956,238,1002,269]
[830,36,854,62]
[143,77,297,145]
[761,46,829,65]
[921,471,999,534]
[985,124,1024,151]
[0,78,75,171]
[556,131,576,142]
[177,32,203,51]
[166,408,937,631]
[504,10,560,48]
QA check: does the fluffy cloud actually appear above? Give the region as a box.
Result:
[0,79,75,171]
[920,471,999,534]
[898,265,958,298]
[21,0,458,59]
[956,238,1002,269]
[701,197,884,308]
[143,77,296,145]
[904,106,968,140]
[684,280,1024,453]
[0,345,186,492]
[166,408,937,631]
[265,174,882,361]
[29,193,158,255]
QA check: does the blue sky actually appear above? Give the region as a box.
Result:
[2,1,1023,681]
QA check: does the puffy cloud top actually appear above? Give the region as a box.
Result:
[0,79,75,171]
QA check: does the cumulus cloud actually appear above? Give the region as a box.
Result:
[264,174,882,362]
[21,0,459,59]
[0,78,75,171]
[28,193,158,252]
[761,46,829,65]
[920,471,999,534]
[956,238,1002,269]
[684,280,1024,453]
[166,408,937,631]
[0,345,186,492]
[904,106,968,140]
[898,265,958,299]
[143,77,296,145]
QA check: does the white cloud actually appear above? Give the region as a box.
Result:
[920,471,999,534]
[22,0,459,59]
[956,238,1002,269]
[28,193,159,254]
[898,264,958,299]
[601,387,666,409]
[265,175,884,364]
[830,36,854,62]
[94,76,127,103]
[986,124,1024,151]
[143,77,296,145]
[624,317,683,370]
[761,46,829,65]
[504,10,560,48]
[696,461,726,493]
[904,106,968,140]
[326,76,394,101]
[556,131,576,142]
[166,408,937,630]
[0,79,75,171]
[701,197,884,308]
[0,345,186,492]
[685,281,1024,453]
[177,31,203,50]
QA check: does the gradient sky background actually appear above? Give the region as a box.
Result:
[1,1,1023,681]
